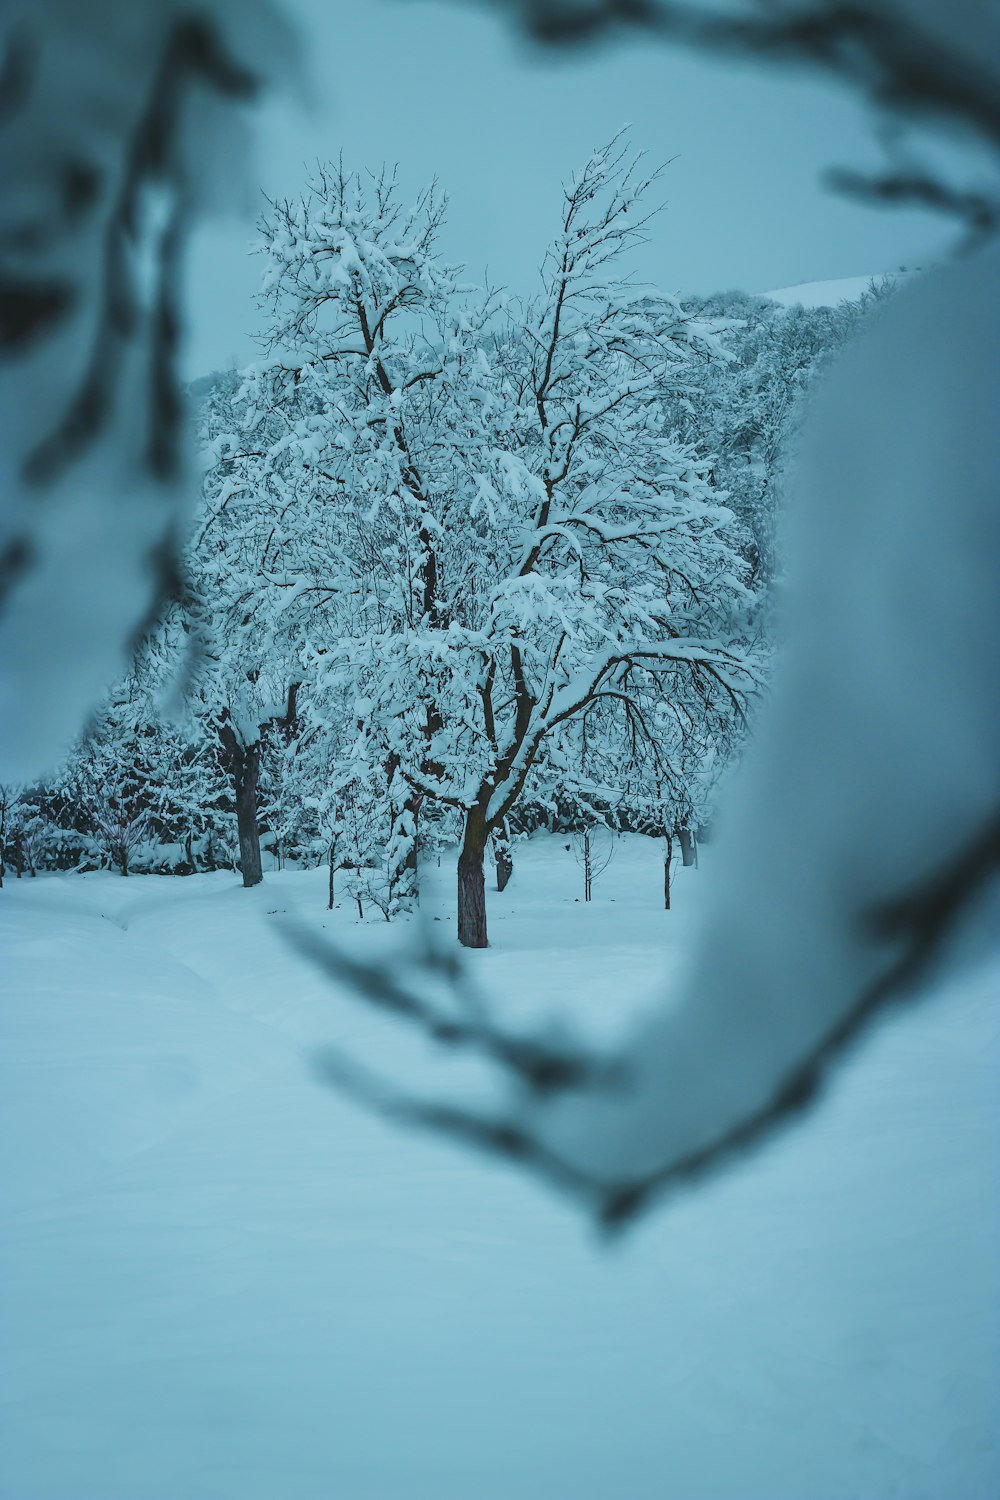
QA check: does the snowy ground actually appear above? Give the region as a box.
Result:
[1,836,998,1500]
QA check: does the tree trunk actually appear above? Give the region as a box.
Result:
[218,716,263,890]
[385,762,420,912]
[328,842,336,911]
[458,810,489,948]
[678,826,697,867]
[664,832,673,910]
[234,746,263,888]
[400,793,420,905]
[493,820,513,892]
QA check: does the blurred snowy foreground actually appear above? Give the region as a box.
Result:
[1,836,997,1500]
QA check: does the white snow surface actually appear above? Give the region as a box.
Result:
[1,838,998,1500]
[763,275,884,307]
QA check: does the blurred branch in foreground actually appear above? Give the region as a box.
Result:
[471,0,1000,145]
[306,0,999,1223]
[471,0,1000,239]
[0,0,295,780]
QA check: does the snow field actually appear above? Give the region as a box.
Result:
[1,836,997,1500]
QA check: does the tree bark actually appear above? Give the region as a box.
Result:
[405,817,419,886]
[678,826,697,867]
[664,832,673,910]
[385,758,421,912]
[458,809,489,948]
[494,820,513,892]
[234,744,263,888]
[402,792,420,902]
[328,842,336,911]
[218,715,263,889]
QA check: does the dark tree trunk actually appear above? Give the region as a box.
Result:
[664,832,673,910]
[328,842,336,911]
[218,715,263,889]
[678,826,697,867]
[385,758,421,911]
[406,815,419,885]
[494,820,513,892]
[403,791,420,902]
[234,746,263,888]
[458,810,489,948]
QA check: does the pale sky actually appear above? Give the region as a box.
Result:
[183,0,958,376]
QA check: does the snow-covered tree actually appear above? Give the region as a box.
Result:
[216,137,757,945]
[188,371,314,887]
[0,785,13,887]
[59,691,157,877]
[663,286,886,589]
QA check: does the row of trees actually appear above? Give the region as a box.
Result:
[1,139,883,941]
